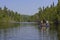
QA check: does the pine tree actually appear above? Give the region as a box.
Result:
[57,0,60,5]
[53,2,54,7]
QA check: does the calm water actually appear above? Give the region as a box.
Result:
[0,22,58,40]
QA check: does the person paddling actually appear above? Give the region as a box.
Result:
[46,20,50,31]
[41,19,46,31]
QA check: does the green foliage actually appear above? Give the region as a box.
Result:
[0,0,60,23]
[29,1,60,23]
[0,6,21,22]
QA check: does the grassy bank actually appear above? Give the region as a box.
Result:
[0,22,20,29]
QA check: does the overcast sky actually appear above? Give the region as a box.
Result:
[0,0,58,15]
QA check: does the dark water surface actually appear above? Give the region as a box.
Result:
[0,22,58,40]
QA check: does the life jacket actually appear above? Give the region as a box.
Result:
[46,21,50,28]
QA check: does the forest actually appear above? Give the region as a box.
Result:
[0,0,60,23]
[0,6,32,22]
[29,0,60,23]
[0,6,20,22]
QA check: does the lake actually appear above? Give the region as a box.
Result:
[0,22,58,40]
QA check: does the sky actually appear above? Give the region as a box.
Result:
[0,0,58,15]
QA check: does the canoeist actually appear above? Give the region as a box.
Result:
[41,19,50,31]
[46,20,50,31]
[41,19,46,31]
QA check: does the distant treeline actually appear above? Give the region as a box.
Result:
[0,6,31,22]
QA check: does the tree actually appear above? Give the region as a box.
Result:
[53,2,54,7]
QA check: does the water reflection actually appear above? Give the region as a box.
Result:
[0,22,58,40]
